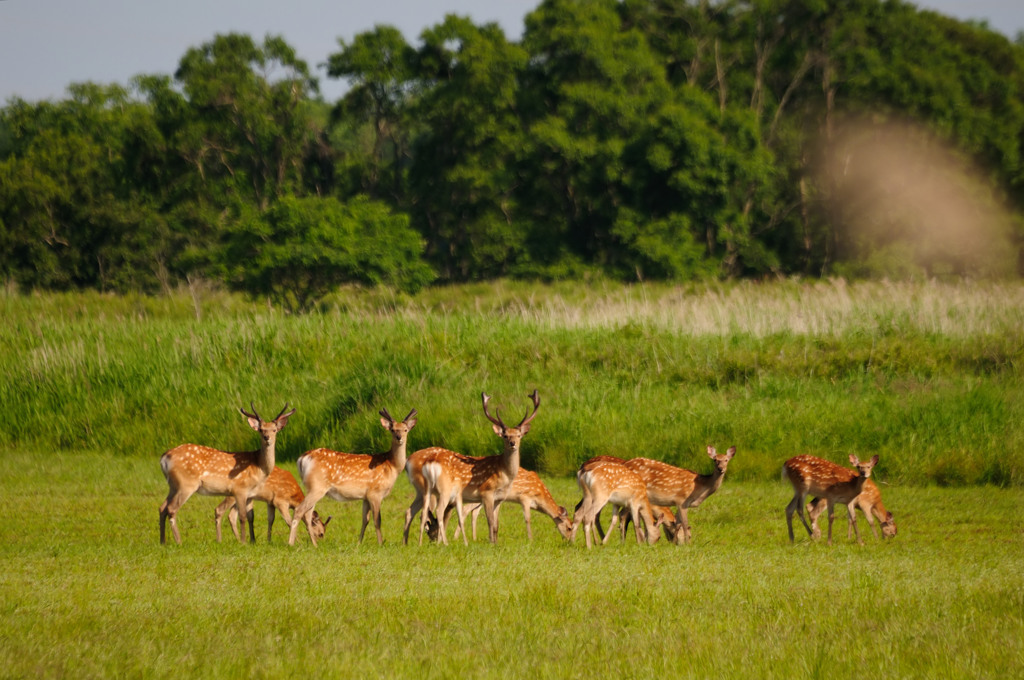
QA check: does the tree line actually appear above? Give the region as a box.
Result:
[2,0,1023,310]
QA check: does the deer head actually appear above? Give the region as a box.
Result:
[481,390,540,453]
[707,445,737,475]
[380,407,418,447]
[240,402,296,448]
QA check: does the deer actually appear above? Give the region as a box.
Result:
[213,466,331,543]
[805,477,896,541]
[403,390,540,546]
[451,467,572,542]
[287,407,417,547]
[159,403,296,545]
[618,446,736,544]
[783,454,880,545]
[569,457,662,549]
[571,455,625,540]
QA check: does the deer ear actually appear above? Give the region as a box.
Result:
[707,446,717,458]
[380,417,392,430]
[869,454,879,466]
[492,423,504,436]
[726,446,736,459]
[849,454,860,466]
[405,418,418,429]
[245,416,261,432]
[885,511,893,521]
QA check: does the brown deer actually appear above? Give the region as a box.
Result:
[213,466,330,543]
[404,390,540,546]
[287,407,417,546]
[451,468,572,542]
[610,504,680,543]
[805,477,896,540]
[159,403,296,545]
[620,446,736,544]
[783,454,879,545]
[569,458,661,549]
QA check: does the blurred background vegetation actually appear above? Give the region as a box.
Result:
[2,0,1024,311]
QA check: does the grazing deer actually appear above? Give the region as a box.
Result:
[451,468,572,542]
[620,447,736,544]
[287,407,417,546]
[783,454,879,545]
[570,458,661,549]
[610,504,680,543]
[404,390,540,546]
[806,477,896,540]
[213,466,330,543]
[159,403,296,545]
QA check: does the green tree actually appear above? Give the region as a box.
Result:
[218,195,434,312]
[406,15,530,280]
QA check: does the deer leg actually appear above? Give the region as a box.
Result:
[787,492,813,542]
[847,503,863,545]
[521,503,532,542]
[161,485,195,545]
[606,510,622,540]
[289,489,327,547]
[860,503,879,540]
[371,498,385,545]
[403,492,423,545]
[826,500,837,546]
[232,491,252,544]
[470,503,482,541]
[246,503,256,543]
[358,499,371,544]
[630,504,645,545]
[477,494,495,546]
[214,498,232,543]
[272,504,289,543]
[807,498,824,540]
[677,507,692,544]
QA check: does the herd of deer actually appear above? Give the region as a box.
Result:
[158,392,896,548]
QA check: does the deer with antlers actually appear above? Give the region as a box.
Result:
[805,477,896,541]
[287,407,417,546]
[159,403,296,545]
[451,467,572,542]
[570,457,662,549]
[783,454,879,545]
[618,447,736,544]
[213,466,330,543]
[403,390,540,546]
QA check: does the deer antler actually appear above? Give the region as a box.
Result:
[240,402,263,422]
[403,408,418,423]
[518,390,541,429]
[274,403,295,421]
[380,407,395,423]
[481,392,506,430]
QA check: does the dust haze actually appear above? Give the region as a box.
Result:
[818,120,1018,277]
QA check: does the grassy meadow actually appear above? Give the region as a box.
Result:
[1,278,1022,678]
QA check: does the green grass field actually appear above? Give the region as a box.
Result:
[1,279,1022,678]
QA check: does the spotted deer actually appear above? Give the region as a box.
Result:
[570,458,661,549]
[288,407,417,546]
[451,468,572,542]
[214,466,330,543]
[404,390,540,546]
[806,477,896,540]
[620,447,736,544]
[158,403,296,545]
[783,454,879,544]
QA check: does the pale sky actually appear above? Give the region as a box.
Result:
[0,0,1022,104]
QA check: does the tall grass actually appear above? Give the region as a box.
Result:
[1,279,1021,484]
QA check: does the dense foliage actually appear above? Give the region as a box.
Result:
[2,1,1024,307]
